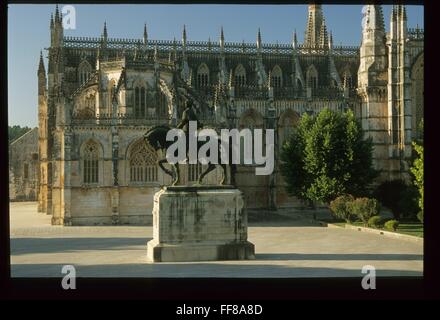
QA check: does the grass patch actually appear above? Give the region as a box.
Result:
[344,220,424,238]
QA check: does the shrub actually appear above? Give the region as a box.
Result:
[348,197,380,225]
[373,180,418,220]
[384,219,399,232]
[417,211,424,224]
[329,194,355,223]
[368,216,383,228]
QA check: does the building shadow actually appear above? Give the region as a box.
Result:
[10,237,152,255]
[256,253,423,261]
[10,262,423,278]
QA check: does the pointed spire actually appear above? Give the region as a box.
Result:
[38,50,45,73]
[55,4,60,24]
[402,5,407,21]
[172,37,177,60]
[182,24,187,47]
[257,28,262,50]
[143,23,148,45]
[319,17,328,48]
[220,26,225,50]
[292,29,298,49]
[328,31,333,50]
[304,4,324,47]
[363,5,385,32]
[103,21,108,39]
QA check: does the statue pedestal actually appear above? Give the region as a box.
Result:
[147,186,255,262]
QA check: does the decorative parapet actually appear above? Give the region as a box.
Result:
[407,27,424,40]
[63,36,359,57]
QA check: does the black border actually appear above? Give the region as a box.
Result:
[1,0,438,302]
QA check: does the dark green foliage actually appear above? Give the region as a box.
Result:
[280,108,378,205]
[417,211,423,224]
[329,194,355,223]
[8,125,32,144]
[373,180,418,220]
[411,142,424,220]
[348,197,380,225]
[384,219,399,232]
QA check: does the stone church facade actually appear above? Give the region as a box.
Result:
[35,4,423,225]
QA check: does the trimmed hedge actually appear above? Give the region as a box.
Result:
[367,216,383,228]
[348,197,380,225]
[384,219,399,232]
[329,194,355,223]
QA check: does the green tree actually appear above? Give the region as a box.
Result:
[280,108,378,205]
[411,142,424,218]
[8,125,32,144]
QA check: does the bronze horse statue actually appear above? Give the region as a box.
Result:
[144,125,235,186]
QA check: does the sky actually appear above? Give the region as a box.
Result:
[7,4,424,127]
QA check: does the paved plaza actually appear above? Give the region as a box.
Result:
[9,202,423,278]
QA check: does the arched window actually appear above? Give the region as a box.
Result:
[235,64,246,87]
[239,110,263,165]
[78,60,92,86]
[134,85,147,118]
[82,140,100,184]
[271,65,283,88]
[278,110,300,148]
[197,63,209,88]
[129,140,158,182]
[306,65,318,89]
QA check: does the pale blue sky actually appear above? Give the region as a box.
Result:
[8,4,424,127]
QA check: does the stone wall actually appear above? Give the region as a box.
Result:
[9,128,39,201]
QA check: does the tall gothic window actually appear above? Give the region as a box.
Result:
[134,85,147,118]
[197,63,209,88]
[78,60,92,86]
[306,65,318,89]
[235,64,246,87]
[129,140,158,182]
[82,141,100,184]
[271,65,283,88]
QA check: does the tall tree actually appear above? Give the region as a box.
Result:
[280,108,377,205]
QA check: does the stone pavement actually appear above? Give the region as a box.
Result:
[9,202,423,278]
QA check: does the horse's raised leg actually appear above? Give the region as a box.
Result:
[198,163,215,185]
[172,163,180,186]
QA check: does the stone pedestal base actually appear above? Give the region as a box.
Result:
[146,186,255,262]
